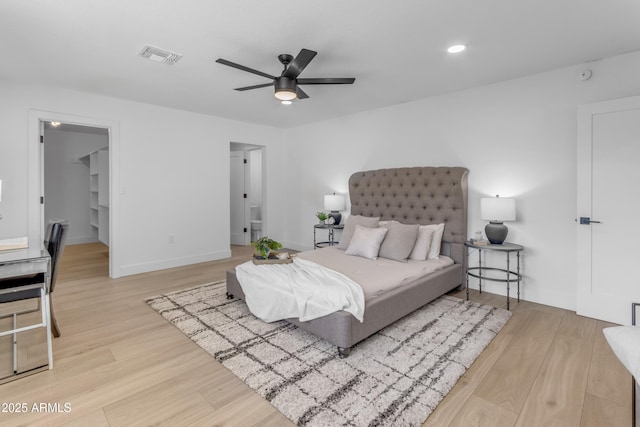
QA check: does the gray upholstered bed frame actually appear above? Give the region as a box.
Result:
[226,166,469,357]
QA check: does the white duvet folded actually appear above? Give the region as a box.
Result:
[235,257,365,323]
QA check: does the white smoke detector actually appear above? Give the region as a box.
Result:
[577,69,592,81]
[138,45,182,65]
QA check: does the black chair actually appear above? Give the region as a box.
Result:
[0,220,69,372]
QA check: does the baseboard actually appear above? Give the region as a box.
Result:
[467,281,575,311]
[66,236,99,245]
[282,240,313,252]
[118,249,232,277]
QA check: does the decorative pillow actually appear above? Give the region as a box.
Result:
[409,225,436,261]
[345,225,388,260]
[378,222,420,262]
[336,215,380,250]
[427,223,445,259]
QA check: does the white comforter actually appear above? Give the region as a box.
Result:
[235,257,365,323]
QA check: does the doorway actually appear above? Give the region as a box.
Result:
[43,122,109,247]
[229,143,265,246]
[28,110,120,278]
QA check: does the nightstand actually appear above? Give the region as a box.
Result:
[465,241,523,310]
[313,224,344,249]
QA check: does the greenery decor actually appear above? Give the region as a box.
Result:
[252,236,282,259]
[316,211,329,222]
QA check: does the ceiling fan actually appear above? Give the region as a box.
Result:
[215,48,355,102]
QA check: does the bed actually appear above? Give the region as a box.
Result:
[226,166,469,356]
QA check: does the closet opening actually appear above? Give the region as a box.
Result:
[42,121,110,273]
[29,109,120,278]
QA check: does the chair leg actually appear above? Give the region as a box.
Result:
[50,294,61,338]
[12,314,18,374]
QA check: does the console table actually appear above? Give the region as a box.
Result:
[465,241,523,310]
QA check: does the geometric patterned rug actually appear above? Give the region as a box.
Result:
[146,281,511,427]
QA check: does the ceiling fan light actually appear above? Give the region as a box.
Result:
[275,89,297,101]
[274,76,297,101]
[281,100,293,105]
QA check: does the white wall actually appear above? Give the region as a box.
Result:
[283,50,640,311]
[44,127,108,244]
[0,82,286,277]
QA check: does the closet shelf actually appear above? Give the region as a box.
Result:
[81,147,109,246]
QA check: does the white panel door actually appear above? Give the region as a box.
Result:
[230,151,249,246]
[577,95,640,325]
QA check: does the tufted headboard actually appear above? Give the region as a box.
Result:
[349,167,469,265]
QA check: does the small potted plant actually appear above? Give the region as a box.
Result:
[316,211,329,224]
[252,236,283,259]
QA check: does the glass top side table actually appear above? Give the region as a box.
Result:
[313,224,344,249]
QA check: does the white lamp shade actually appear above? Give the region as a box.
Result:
[481,197,516,222]
[324,194,345,211]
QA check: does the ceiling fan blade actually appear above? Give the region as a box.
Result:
[297,78,355,85]
[296,86,309,99]
[282,49,317,79]
[215,58,276,80]
[234,82,274,91]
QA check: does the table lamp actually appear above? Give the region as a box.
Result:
[481,195,516,244]
[324,193,345,225]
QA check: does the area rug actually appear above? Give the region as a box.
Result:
[146,281,511,426]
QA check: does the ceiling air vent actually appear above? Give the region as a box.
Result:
[138,45,182,65]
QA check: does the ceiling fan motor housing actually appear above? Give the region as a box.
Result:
[274,76,296,100]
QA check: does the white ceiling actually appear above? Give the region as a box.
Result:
[2,0,640,129]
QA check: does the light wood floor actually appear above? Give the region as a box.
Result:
[0,243,631,426]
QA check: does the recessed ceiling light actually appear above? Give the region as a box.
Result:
[447,44,466,54]
[50,121,61,127]
[281,100,293,105]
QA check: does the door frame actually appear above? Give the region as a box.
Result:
[229,143,266,246]
[577,95,640,325]
[28,109,121,278]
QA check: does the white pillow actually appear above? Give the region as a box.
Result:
[603,326,640,378]
[409,223,444,260]
[409,225,436,261]
[337,215,380,250]
[345,225,388,260]
[427,223,445,259]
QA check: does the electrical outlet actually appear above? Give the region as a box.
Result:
[168,234,175,244]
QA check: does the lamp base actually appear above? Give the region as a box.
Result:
[485,221,508,244]
[328,211,342,225]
